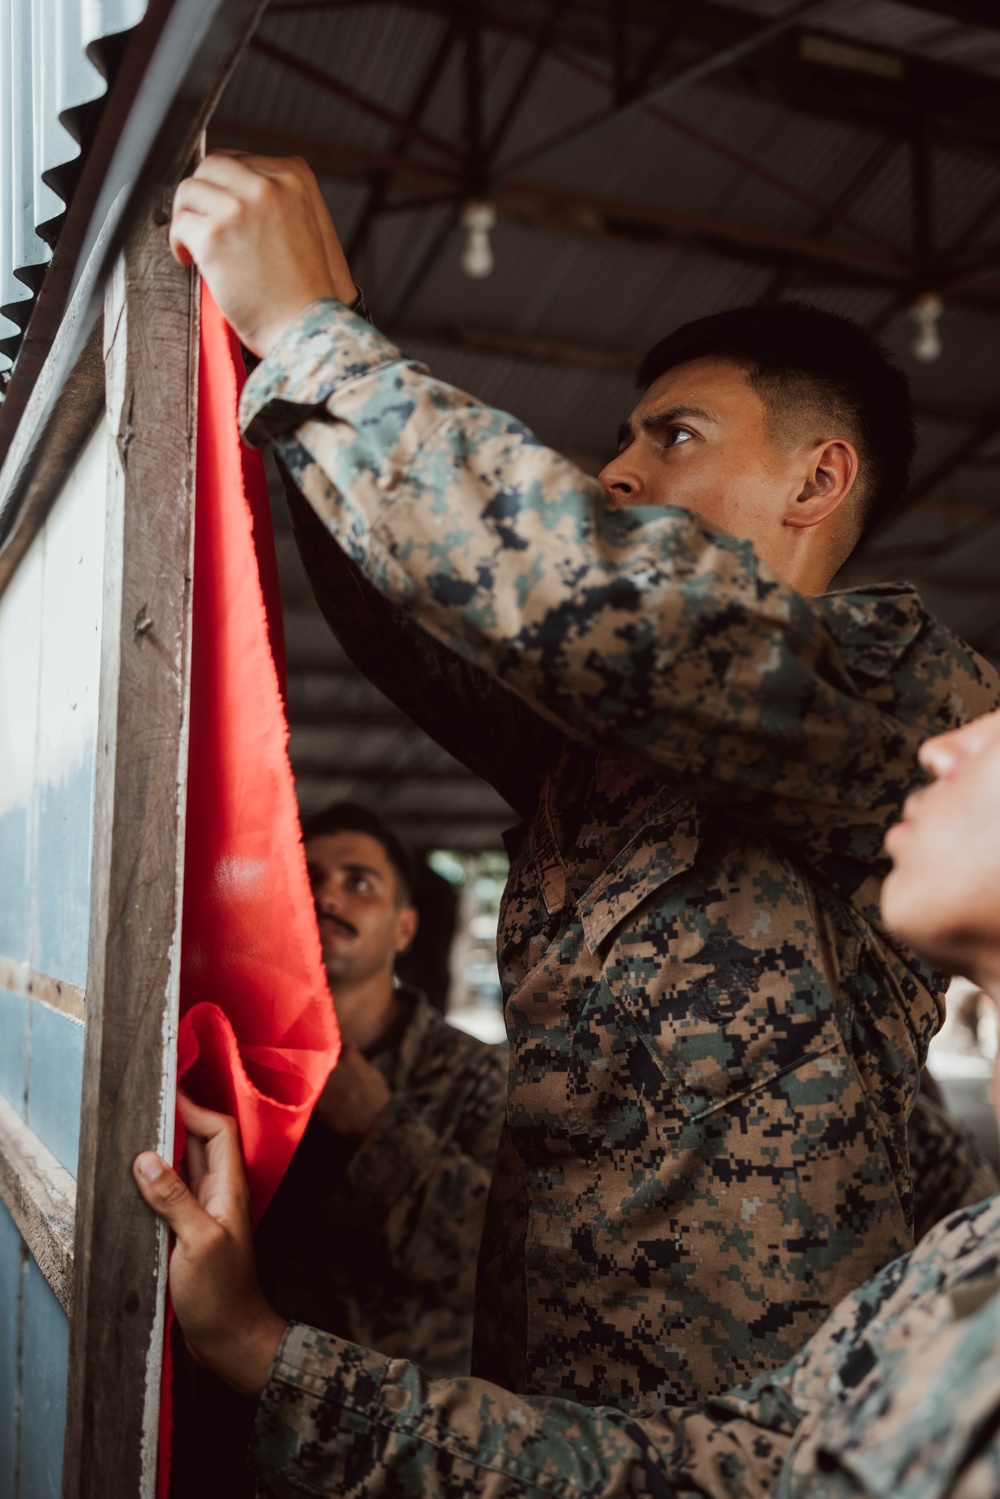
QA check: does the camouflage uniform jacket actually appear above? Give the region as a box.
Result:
[241,300,1000,1408]
[250,1192,1000,1498]
[255,989,507,1378]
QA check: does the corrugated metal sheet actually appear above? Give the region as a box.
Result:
[0,0,147,376]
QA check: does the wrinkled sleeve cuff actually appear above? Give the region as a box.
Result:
[346,1099,439,1219]
[251,1322,393,1486]
[238,298,410,446]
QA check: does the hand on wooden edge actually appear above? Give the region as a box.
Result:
[133,1093,287,1401]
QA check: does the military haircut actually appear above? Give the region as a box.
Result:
[636,302,916,545]
[301,800,415,905]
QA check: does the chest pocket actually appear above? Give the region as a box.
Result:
[584,802,840,1121]
[579,792,701,953]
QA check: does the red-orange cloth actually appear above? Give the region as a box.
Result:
[158,285,340,1496]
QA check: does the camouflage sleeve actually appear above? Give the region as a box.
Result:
[281,463,564,819]
[249,1322,792,1499]
[343,1050,507,1289]
[239,301,986,858]
[249,1202,1000,1497]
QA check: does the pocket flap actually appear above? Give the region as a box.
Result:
[579,794,701,953]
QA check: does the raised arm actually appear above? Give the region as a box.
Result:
[242,300,996,871]
[283,470,564,820]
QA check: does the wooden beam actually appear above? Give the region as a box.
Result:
[373,0,1000,161]
[0,959,85,1024]
[0,1093,75,1316]
[392,321,636,374]
[249,33,463,161]
[647,103,902,259]
[346,17,461,264]
[496,0,833,176]
[494,178,921,290]
[61,205,197,1499]
[485,0,567,160]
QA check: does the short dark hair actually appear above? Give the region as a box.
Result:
[300,801,415,904]
[636,302,915,543]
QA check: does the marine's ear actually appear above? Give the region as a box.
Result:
[784,438,859,530]
[393,904,419,955]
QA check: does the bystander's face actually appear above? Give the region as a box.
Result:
[598,358,814,536]
[305,830,416,998]
[882,709,1000,990]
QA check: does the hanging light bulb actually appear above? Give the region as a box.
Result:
[460,200,496,279]
[910,292,944,363]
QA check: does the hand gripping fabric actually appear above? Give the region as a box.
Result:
[158,285,340,1495]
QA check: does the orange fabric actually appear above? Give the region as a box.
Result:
[158,285,340,1494]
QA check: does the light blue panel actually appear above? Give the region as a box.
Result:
[32,422,105,986]
[19,1255,69,1499]
[27,1004,84,1178]
[0,538,42,965]
[0,988,29,1118]
[0,802,33,964]
[33,752,98,987]
[0,1201,23,1499]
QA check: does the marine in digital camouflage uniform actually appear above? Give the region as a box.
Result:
[240,298,1000,1411]
[255,984,507,1378]
[247,1192,1000,1498]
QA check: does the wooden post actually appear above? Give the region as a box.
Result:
[61,205,198,1499]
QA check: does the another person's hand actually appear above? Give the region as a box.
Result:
[314,1046,392,1137]
[132,1095,287,1399]
[169,152,356,357]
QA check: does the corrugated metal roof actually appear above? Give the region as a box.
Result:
[0,0,147,375]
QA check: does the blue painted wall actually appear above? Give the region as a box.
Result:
[0,1202,22,1499]
[0,990,28,1119]
[0,424,107,1499]
[27,1005,84,1178]
[18,1261,69,1499]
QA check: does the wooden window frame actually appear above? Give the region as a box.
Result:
[0,2,267,1491]
[0,205,198,1497]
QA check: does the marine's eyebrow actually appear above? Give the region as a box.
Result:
[639,404,717,434]
[616,405,717,451]
[341,862,385,884]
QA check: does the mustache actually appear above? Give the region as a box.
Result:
[317,910,358,939]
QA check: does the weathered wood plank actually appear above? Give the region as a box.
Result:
[59,205,198,1499]
[0,1092,76,1315]
[0,959,86,1023]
